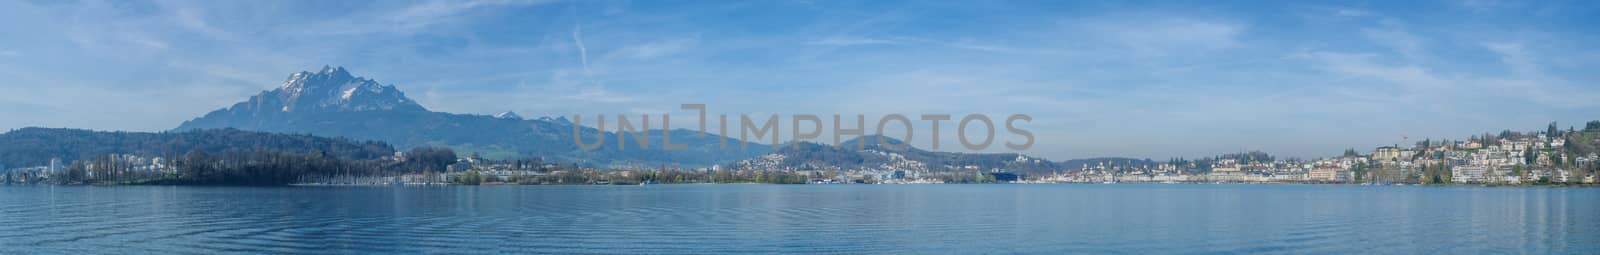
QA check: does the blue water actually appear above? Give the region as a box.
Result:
[1,184,1596,254]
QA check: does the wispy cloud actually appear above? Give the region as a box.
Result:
[1456,0,1503,12]
[1332,8,1373,17]
[1482,42,1539,77]
[571,19,593,76]
[606,37,700,60]
[1071,15,1245,56]
[295,0,553,36]
[1292,51,1444,93]
[1361,22,1424,60]
[806,36,901,46]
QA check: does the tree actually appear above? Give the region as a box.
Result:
[1513,165,1525,181]
[1351,162,1368,183]
[459,171,482,185]
[1549,122,1560,137]
[1525,149,1537,165]
[1588,121,1600,132]
[62,161,87,184]
[404,147,458,172]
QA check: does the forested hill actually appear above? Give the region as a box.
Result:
[756,135,1060,174]
[0,127,395,167]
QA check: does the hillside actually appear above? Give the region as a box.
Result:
[0,127,395,167]
[743,135,1060,174]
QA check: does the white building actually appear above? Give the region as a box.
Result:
[1452,165,1489,183]
[49,158,60,175]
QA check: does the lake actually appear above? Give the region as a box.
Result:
[1,184,1596,254]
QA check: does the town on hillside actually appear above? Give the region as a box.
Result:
[1039,121,1600,185]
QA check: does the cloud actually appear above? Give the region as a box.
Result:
[569,85,636,103]
[806,36,901,46]
[1361,22,1424,60]
[154,1,236,42]
[1475,42,1597,108]
[391,0,549,29]
[606,37,700,60]
[292,0,553,36]
[571,20,592,76]
[1072,16,1245,56]
[1291,50,1445,91]
[543,68,638,104]
[1291,36,1598,113]
[1457,0,1502,12]
[1333,8,1373,17]
[1482,42,1539,77]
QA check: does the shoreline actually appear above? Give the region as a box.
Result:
[10,181,1595,188]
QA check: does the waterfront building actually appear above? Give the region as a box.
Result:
[1373,146,1402,161]
[1212,164,1240,173]
[49,158,60,175]
[1308,166,1343,182]
[1452,165,1489,183]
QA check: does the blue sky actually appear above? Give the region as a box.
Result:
[1,0,1597,160]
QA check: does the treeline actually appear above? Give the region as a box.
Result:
[458,169,814,185]
[769,135,1060,175]
[53,147,456,185]
[454,168,1008,185]
[0,127,395,167]
[1155,151,1278,174]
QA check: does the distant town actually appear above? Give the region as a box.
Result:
[726,121,1600,186]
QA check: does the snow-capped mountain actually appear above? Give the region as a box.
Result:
[253,66,426,114]
[175,66,767,166]
[169,66,1051,170]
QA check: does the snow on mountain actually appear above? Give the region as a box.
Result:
[270,66,425,113]
[494,111,523,120]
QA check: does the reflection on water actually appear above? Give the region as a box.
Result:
[1,184,1596,254]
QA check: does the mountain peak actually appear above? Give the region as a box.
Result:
[270,66,423,113]
[319,65,342,73]
[494,111,523,120]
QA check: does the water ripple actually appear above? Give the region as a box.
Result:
[0,185,1597,254]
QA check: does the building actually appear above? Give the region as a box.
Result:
[1308,166,1343,182]
[986,172,1020,183]
[1451,165,1489,183]
[1372,146,1403,161]
[49,158,60,175]
[1209,160,1235,172]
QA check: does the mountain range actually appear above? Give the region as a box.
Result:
[166,66,1075,171]
[175,66,766,167]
